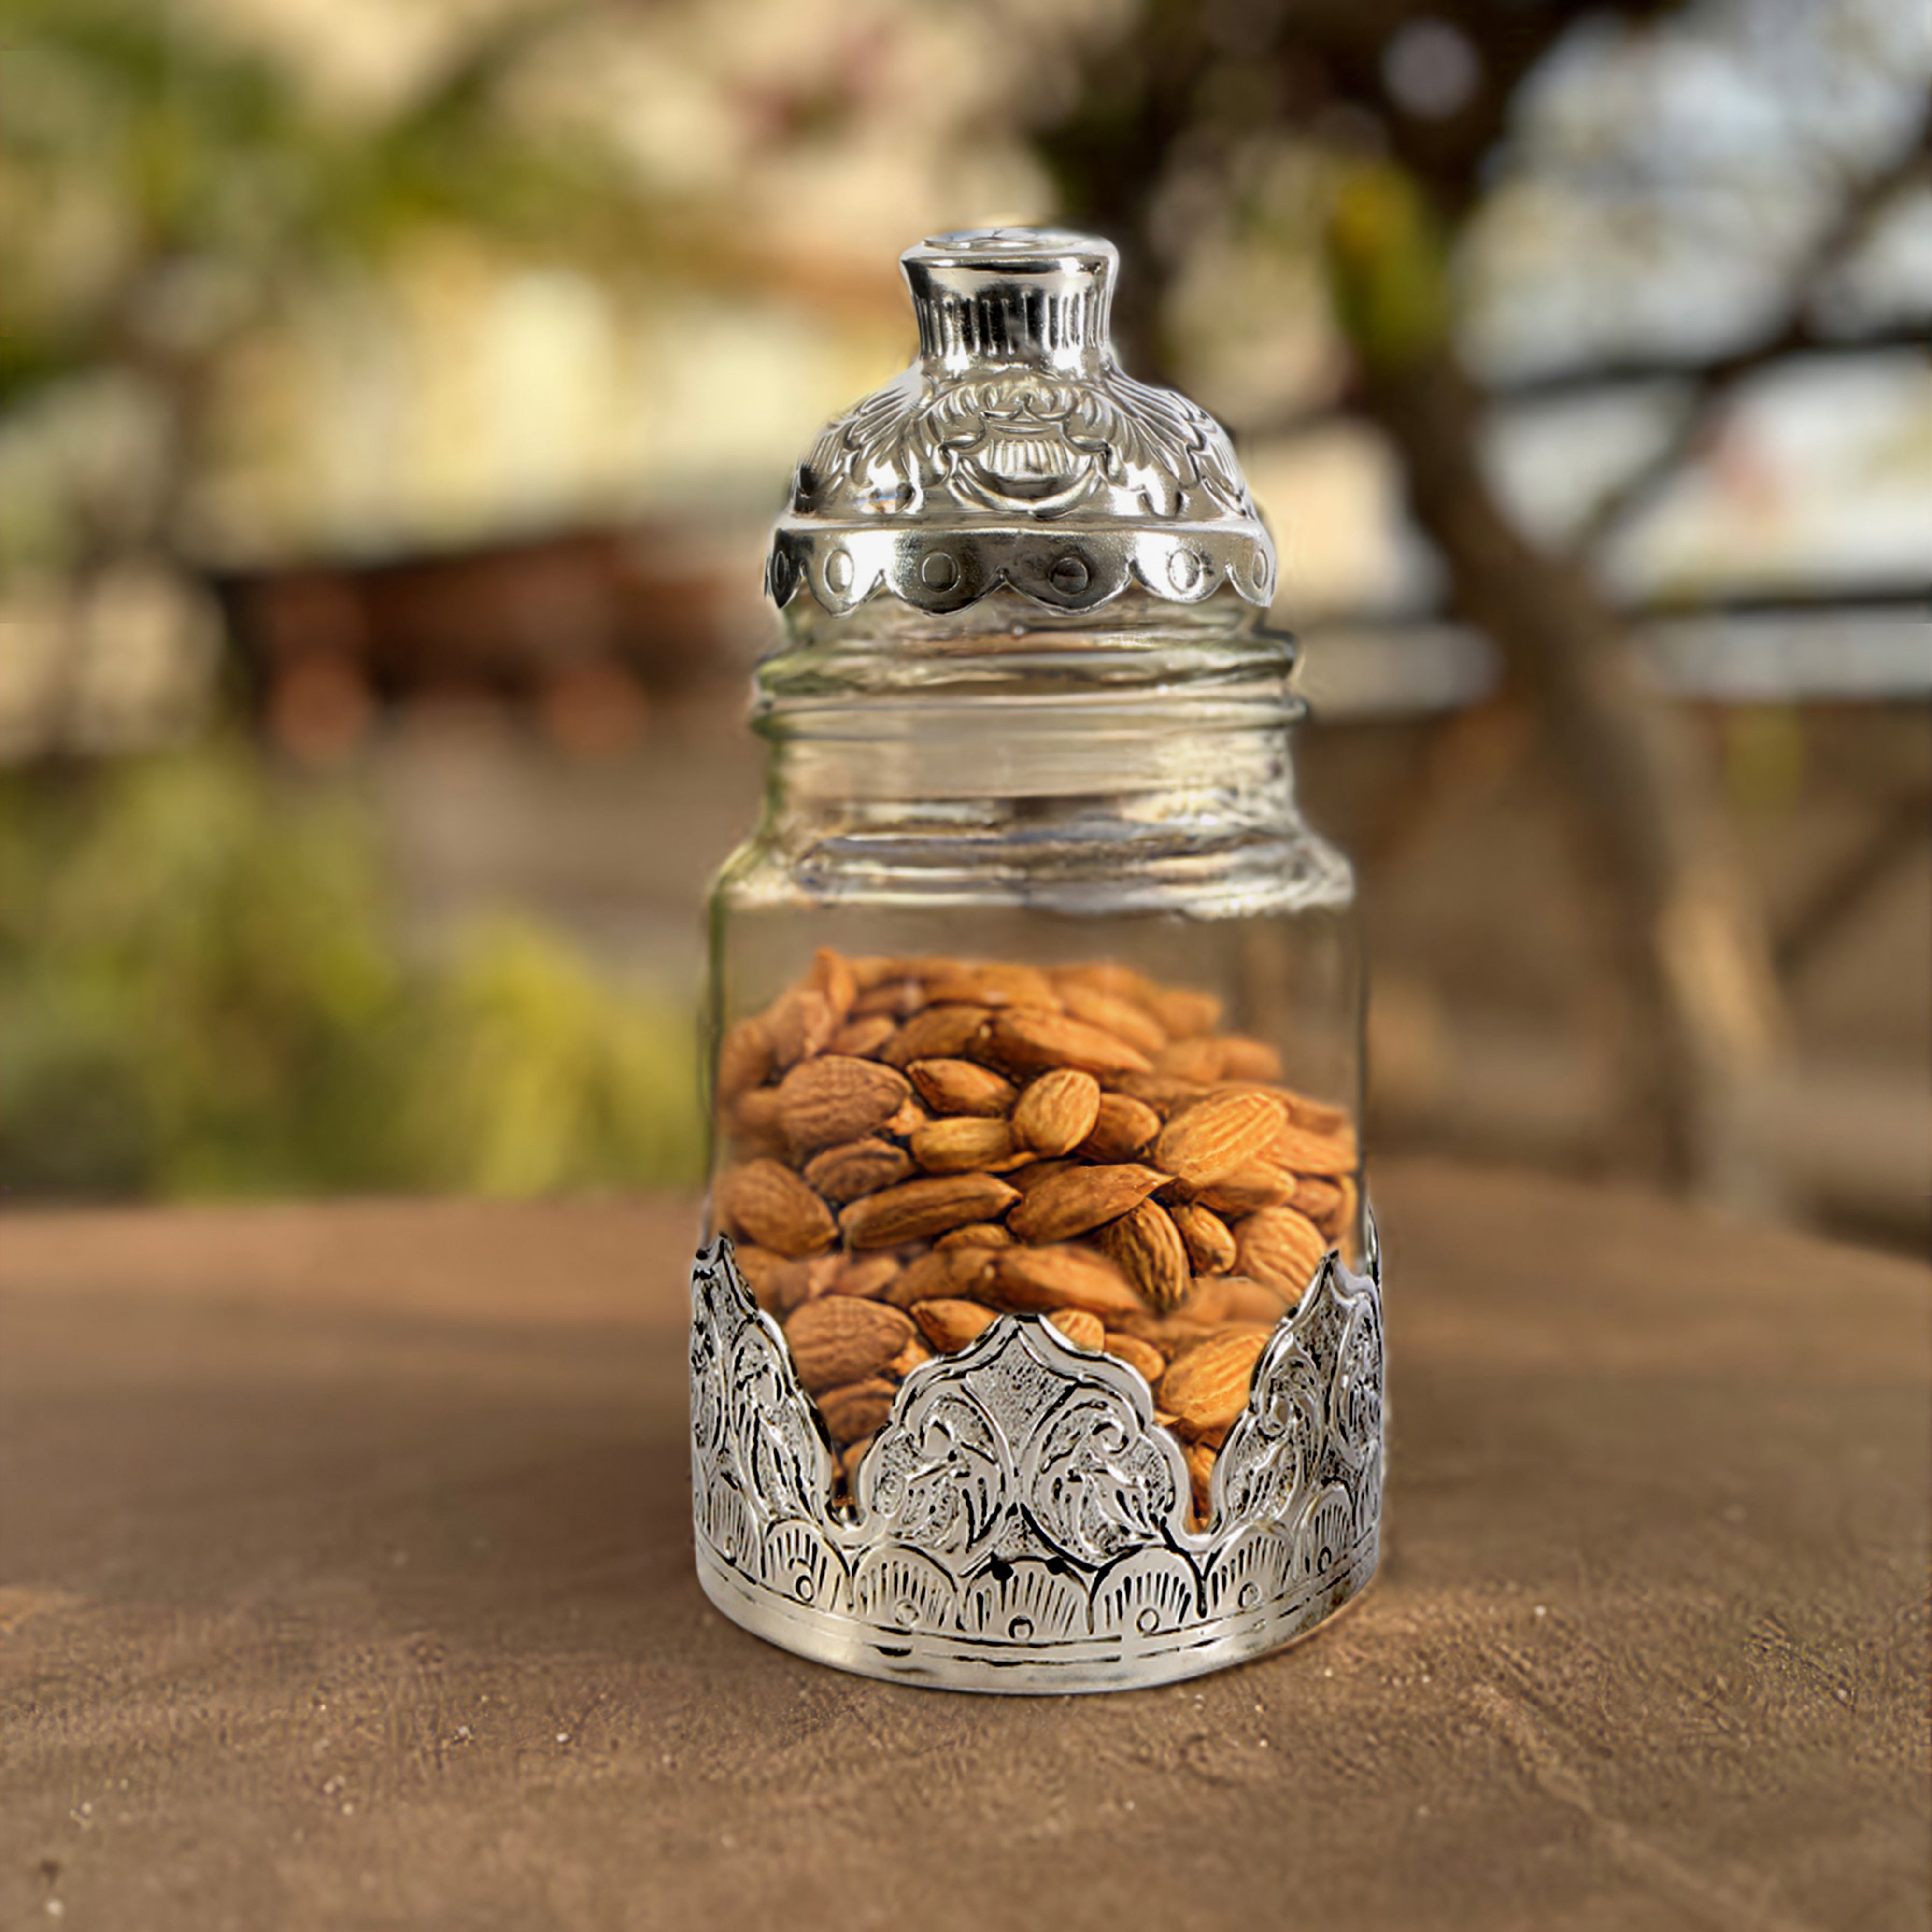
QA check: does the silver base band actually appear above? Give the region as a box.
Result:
[689,1226,1383,1696]
[696,1524,1377,1694]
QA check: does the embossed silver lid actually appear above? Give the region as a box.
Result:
[767,227,1277,618]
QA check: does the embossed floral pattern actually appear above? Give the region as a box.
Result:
[688,1227,1382,1688]
[793,366,1258,527]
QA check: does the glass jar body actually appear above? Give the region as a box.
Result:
[700,609,1364,1524]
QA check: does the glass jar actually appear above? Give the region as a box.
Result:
[689,229,1382,1692]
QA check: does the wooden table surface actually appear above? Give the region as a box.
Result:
[2,1160,1926,1932]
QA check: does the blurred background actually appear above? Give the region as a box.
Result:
[1,0,1925,1247]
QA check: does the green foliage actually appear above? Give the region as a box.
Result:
[0,0,642,410]
[0,747,702,1200]
[1323,161,1454,373]
[402,917,702,1199]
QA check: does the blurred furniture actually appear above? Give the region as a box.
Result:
[212,520,762,761]
[3,1166,1925,1928]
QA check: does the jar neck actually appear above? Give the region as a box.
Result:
[762,685,1303,816]
[727,595,1352,914]
[755,590,1299,814]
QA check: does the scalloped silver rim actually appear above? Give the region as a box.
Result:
[767,520,1277,617]
[694,1531,1377,1693]
[687,1221,1383,1695]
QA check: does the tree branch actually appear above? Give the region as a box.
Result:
[1774,787,1932,980]
[1360,351,1788,1198]
[1034,0,1799,1202]
[1568,142,1930,556]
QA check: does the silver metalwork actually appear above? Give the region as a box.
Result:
[767,227,1277,617]
[688,1222,1382,1693]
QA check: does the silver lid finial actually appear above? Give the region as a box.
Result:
[767,226,1275,617]
[903,228,1116,372]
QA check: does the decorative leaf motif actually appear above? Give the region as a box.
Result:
[1211,1331,1325,1529]
[1029,1389,1183,1565]
[865,1387,1009,1558]
[790,361,1261,526]
[1096,370,1255,520]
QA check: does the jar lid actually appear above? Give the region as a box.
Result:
[767,227,1277,618]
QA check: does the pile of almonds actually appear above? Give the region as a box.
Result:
[713,950,1359,1530]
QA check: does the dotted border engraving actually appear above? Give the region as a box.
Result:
[688,1224,1382,1693]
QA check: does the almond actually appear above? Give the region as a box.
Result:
[717,1159,837,1258]
[1234,1205,1329,1298]
[910,1116,1024,1174]
[1097,1200,1191,1312]
[828,1253,902,1301]
[1184,1440,1217,1525]
[1102,1332,1168,1384]
[1051,961,1156,1005]
[1180,1274,1292,1326]
[852,977,926,1019]
[1106,1070,1210,1118]
[1137,1313,1222,1356]
[1007,1163,1168,1244]
[716,1018,773,1106]
[1012,1067,1102,1155]
[1298,1167,1345,1213]
[784,1296,916,1394]
[881,1003,991,1068]
[839,1172,1021,1249]
[884,1336,932,1379]
[1170,1201,1238,1276]
[1154,1091,1284,1187]
[1159,1327,1271,1438]
[884,1247,996,1307]
[1147,986,1222,1039]
[1217,1036,1282,1081]
[1153,1037,1226,1083]
[830,1012,898,1059]
[764,987,836,1068]
[802,1137,915,1205]
[764,1255,842,1315]
[1102,1302,1177,1352]
[810,946,857,1019]
[849,954,913,990]
[730,1243,788,1313]
[1057,983,1168,1058]
[986,1244,1147,1321]
[935,1222,1016,1250]
[818,1377,897,1444]
[984,1009,1155,1079]
[1284,1091,1352,1136]
[1044,1307,1106,1351]
[1269,1119,1359,1177]
[907,1058,1017,1118]
[1077,1092,1161,1162]
[1191,1162,1296,1215]
[922,962,1061,1009]
[719,953,1364,1446]
[775,1055,912,1154]
[911,1297,998,1352]
[727,1083,786,1152]
[1009,1157,1078,1197]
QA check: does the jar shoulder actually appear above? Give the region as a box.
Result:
[712,819,1357,918]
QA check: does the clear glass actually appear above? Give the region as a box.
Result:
[701,592,1364,1525]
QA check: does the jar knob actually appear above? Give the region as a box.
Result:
[902,228,1117,373]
